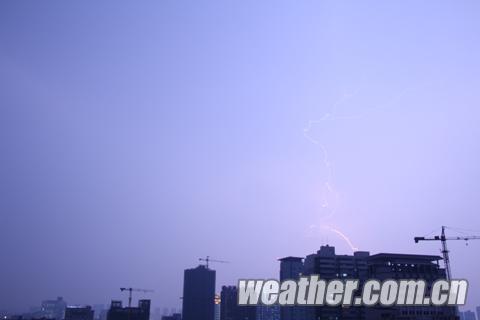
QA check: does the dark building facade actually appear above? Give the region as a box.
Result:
[106,300,150,320]
[182,265,216,320]
[41,297,67,320]
[279,257,305,320]
[280,246,458,320]
[302,245,370,320]
[367,253,457,320]
[220,286,256,320]
[256,305,280,320]
[65,306,94,320]
[160,314,181,320]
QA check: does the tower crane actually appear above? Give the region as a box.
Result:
[414,226,480,280]
[120,287,154,308]
[199,256,229,269]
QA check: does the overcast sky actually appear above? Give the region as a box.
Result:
[1,0,480,313]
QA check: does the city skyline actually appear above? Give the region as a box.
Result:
[2,243,477,315]
[1,0,480,315]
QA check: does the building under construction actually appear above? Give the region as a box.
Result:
[279,245,458,320]
[106,300,150,320]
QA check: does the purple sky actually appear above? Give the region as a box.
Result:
[1,0,480,313]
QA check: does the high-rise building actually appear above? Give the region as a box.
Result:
[278,257,304,320]
[215,294,221,320]
[477,307,480,320]
[220,286,256,320]
[41,297,67,320]
[65,306,94,320]
[302,245,370,320]
[182,265,216,320]
[106,300,150,320]
[220,286,236,320]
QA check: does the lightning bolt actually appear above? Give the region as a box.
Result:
[325,226,359,252]
[303,90,360,252]
[303,85,416,253]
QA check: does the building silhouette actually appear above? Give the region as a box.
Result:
[106,300,150,320]
[256,305,280,320]
[280,245,458,320]
[65,306,94,320]
[182,265,215,320]
[41,297,67,320]
[278,257,305,320]
[367,253,457,319]
[215,294,221,320]
[220,286,256,320]
[302,245,370,320]
[92,305,105,320]
[160,314,181,320]
[459,310,476,320]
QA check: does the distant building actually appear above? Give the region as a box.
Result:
[182,265,215,320]
[41,297,67,320]
[256,305,279,320]
[29,307,42,315]
[98,310,107,320]
[92,305,105,320]
[214,294,221,320]
[220,286,236,320]
[151,308,161,320]
[106,300,150,320]
[459,310,477,320]
[220,286,256,320]
[6,316,53,320]
[278,257,304,320]
[3,316,20,320]
[65,306,94,320]
[160,314,181,320]
[477,307,480,320]
[19,308,46,319]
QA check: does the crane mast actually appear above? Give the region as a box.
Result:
[440,226,452,281]
[120,287,154,308]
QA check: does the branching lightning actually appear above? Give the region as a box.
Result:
[303,85,414,253]
[303,90,360,252]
